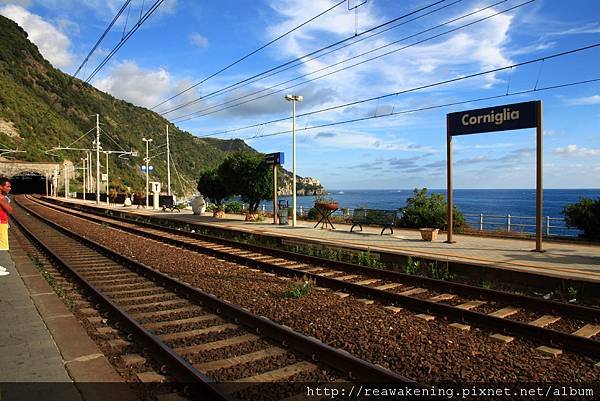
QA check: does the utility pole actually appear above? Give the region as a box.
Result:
[105,152,109,206]
[95,114,100,204]
[166,124,171,197]
[81,157,86,201]
[142,137,152,207]
[64,163,68,199]
[66,165,70,198]
[87,151,92,192]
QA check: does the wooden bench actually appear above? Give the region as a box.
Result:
[161,197,181,212]
[350,209,401,235]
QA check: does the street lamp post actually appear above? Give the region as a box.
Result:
[285,94,303,227]
[142,137,153,207]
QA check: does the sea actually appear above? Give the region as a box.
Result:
[259,189,600,236]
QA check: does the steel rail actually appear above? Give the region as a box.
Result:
[11,202,233,401]
[37,196,600,322]
[32,196,600,359]
[15,196,419,385]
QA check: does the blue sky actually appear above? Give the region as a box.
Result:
[1,0,599,189]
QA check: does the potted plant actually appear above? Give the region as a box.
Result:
[420,228,439,241]
[400,189,465,241]
[314,194,338,210]
[212,204,225,218]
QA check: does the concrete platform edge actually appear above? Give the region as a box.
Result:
[8,233,138,401]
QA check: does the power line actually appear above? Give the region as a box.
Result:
[84,0,166,83]
[73,0,132,78]
[157,0,457,115]
[195,42,600,138]
[151,0,349,110]
[171,0,527,123]
[239,78,600,141]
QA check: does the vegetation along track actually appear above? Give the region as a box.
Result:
[13,196,418,401]
[30,195,600,359]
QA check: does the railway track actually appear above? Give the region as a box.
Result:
[13,196,418,401]
[29,195,600,360]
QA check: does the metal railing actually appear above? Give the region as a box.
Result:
[462,213,578,237]
[258,204,578,237]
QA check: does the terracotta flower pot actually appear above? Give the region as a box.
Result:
[213,210,225,218]
[420,228,439,241]
[245,212,259,221]
[315,202,339,211]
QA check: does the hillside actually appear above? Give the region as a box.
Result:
[0,15,256,196]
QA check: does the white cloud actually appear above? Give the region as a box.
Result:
[567,95,600,106]
[546,23,600,37]
[554,144,600,157]
[93,61,182,108]
[305,129,435,152]
[264,1,513,108]
[189,33,209,48]
[0,4,74,69]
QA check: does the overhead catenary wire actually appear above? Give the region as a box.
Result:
[195,42,600,138]
[73,0,132,78]
[100,128,129,152]
[84,0,166,83]
[65,126,98,148]
[151,0,349,110]
[171,0,527,123]
[240,77,600,141]
[157,0,458,115]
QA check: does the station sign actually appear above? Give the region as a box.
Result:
[141,165,154,172]
[265,152,284,165]
[447,101,540,136]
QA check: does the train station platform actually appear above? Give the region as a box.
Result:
[54,197,600,285]
[0,233,135,401]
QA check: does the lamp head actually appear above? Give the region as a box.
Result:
[285,94,302,102]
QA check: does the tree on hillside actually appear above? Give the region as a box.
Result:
[197,169,230,207]
[218,152,273,213]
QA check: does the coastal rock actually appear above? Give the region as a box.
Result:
[278,175,325,196]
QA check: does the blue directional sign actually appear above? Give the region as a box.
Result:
[141,165,154,172]
[265,152,284,165]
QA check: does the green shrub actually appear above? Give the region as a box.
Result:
[224,200,244,213]
[284,276,314,298]
[307,207,319,220]
[400,188,464,230]
[562,197,600,241]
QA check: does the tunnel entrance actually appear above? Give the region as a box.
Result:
[10,171,48,195]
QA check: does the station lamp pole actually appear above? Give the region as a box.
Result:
[142,137,152,207]
[284,94,302,227]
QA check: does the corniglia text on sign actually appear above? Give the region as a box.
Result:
[447,100,540,136]
[461,108,520,126]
